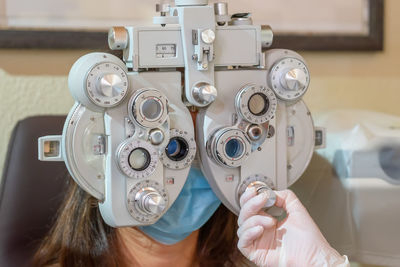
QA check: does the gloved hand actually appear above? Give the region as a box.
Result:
[237,188,349,267]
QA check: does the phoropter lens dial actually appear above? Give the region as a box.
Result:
[129,89,169,128]
[127,180,168,223]
[237,174,275,208]
[68,53,129,111]
[235,84,277,124]
[117,139,158,179]
[209,128,251,168]
[269,57,310,102]
[160,129,197,170]
[86,62,129,107]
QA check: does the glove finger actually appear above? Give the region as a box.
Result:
[237,225,264,250]
[238,193,268,226]
[239,186,257,208]
[274,190,304,214]
[237,214,276,237]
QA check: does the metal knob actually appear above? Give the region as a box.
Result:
[156,3,170,13]
[247,124,263,141]
[149,129,165,145]
[108,27,128,50]
[192,82,217,106]
[135,187,167,216]
[175,0,208,6]
[281,68,307,91]
[261,25,274,50]
[231,13,253,25]
[97,73,124,98]
[246,181,276,208]
[214,2,228,16]
[214,2,229,26]
[201,29,216,44]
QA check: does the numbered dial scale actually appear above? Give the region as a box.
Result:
[129,89,169,129]
[160,129,197,170]
[209,128,252,168]
[117,139,158,179]
[127,180,168,223]
[86,62,129,107]
[235,84,277,124]
[269,57,310,102]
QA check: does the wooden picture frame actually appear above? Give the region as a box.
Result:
[0,0,383,51]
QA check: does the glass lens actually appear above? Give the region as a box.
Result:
[142,98,162,120]
[165,137,189,161]
[248,93,269,116]
[225,138,244,159]
[128,148,151,171]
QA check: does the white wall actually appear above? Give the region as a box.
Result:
[3,0,367,34]
[0,70,73,174]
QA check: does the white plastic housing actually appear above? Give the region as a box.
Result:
[196,69,315,214]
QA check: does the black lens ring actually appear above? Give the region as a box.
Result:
[128,148,151,171]
[165,137,189,162]
[247,93,270,116]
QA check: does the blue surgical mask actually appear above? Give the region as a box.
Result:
[139,167,221,245]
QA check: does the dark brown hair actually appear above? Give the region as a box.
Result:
[32,178,247,267]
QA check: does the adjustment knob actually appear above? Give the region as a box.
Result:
[135,187,167,216]
[127,180,169,223]
[201,29,216,44]
[108,27,128,50]
[97,73,124,97]
[281,68,307,91]
[246,181,276,208]
[269,57,310,102]
[261,25,274,49]
[231,13,253,25]
[68,53,129,111]
[214,2,229,26]
[149,129,165,145]
[237,175,276,209]
[192,82,217,106]
[247,124,264,141]
[156,3,171,13]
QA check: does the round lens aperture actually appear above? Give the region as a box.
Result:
[248,93,269,116]
[225,138,245,159]
[211,128,251,168]
[235,84,277,124]
[165,137,189,162]
[160,129,197,170]
[128,148,151,171]
[129,89,169,129]
[141,98,162,121]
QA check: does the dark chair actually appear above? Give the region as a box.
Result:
[0,116,68,267]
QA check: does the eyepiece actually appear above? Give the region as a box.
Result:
[128,148,151,171]
[248,93,270,116]
[165,137,189,162]
[225,138,245,159]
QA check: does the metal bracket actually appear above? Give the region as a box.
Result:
[314,127,326,149]
[38,135,63,161]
